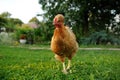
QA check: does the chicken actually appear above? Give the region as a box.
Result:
[51,14,78,74]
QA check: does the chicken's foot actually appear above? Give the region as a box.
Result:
[62,62,68,74]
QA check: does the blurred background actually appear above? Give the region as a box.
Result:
[0,0,120,46]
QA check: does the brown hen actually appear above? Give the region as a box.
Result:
[51,14,78,74]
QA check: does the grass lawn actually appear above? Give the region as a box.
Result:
[0,45,120,80]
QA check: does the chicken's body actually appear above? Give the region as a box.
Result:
[51,14,78,74]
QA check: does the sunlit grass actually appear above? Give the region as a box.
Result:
[0,45,120,80]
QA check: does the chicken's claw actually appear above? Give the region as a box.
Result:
[62,69,68,74]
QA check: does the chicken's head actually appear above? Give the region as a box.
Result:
[53,14,64,28]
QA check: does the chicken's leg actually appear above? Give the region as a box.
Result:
[62,62,68,74]
[67,60,71,70]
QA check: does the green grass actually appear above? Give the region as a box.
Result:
[0,45,120,80]
[80,44,120,48]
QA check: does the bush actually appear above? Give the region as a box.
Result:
[15,24,33,38]
[34,23,53,43]
[15,24,34,44]
[80,31,120,45]
[0,32,15,45]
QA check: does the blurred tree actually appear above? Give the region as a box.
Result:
[34,21,53,42]
[4,20,16,32]
[0,16,7,26]
[10,18,23,25]
[0,12,23,32]
[0,12,11,18]
[29,17,40,24]
[39,0,120,38]
[0,12,10,27]
[2,18,23,32]
[0,12,11,32]
[0,17,7,32]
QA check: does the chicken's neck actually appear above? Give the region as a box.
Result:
[54,25,66,38]
[55,24,65,31]
[54,23,64,28]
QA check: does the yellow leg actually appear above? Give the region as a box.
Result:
[67,60,71,70]
[62,62,68,74]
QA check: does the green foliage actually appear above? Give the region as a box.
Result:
[80,31,120,45]
[17,24,33,34]
[0,16,7,27]
[0,45,120,80]
[9,18,23,25]
[111,21,120,38]
[0,12,23,33]
[0,12,23,25]
[34,22,53,43]
[4,20,17,32]
[39,0,120,38]
[15,24,34,40]
[0,12,11,18]
[29,17,40,24]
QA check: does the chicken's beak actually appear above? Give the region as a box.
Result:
[53,18,62,28]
